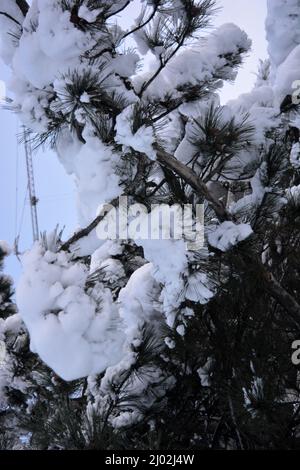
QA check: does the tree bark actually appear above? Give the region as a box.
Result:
[155,144,232,222]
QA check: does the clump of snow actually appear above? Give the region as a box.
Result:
[12,1,91,89]
[80,92,90,103]
[111,53,140,78]
[287,185,300,207]
[266,0,300,76]
[78,5,101,23]
[16,242,126,380]
[134,23,251,102]
[176,324,185,336]
[137,238,187,327]
[90,241,123,273]
[56,129,122,226]
[118,263,161,341]
[229,167,268,217]
[228,86,278,145]
[115,105,157,160]
[208,221,253,252]
[197,358,214,387]
[16,240,174,380]
[274,45,300,103]
[164,337,175,349]
[185,272,215,304]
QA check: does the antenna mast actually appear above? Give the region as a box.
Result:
[23,127,39,242]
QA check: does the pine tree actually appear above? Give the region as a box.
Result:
[0,241,19,448]
[1,0,300,449]
[0,242,96,450]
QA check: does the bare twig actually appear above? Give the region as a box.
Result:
[121,5,158,41]
[106,1,131,19]
[60,155,149,252]
[60,197,120,252]
[16,0,29,17]
[0,0,28,27]
[0,11,21,26]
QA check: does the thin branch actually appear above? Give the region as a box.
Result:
[0,11,21,26]
[155,144,231,221]
[60,155,149,252]
[262,271,300,329]
[106,1,131,19]
[121,5,158,41]
[138,10,200,99]
[147,178,166,197]
[139,41,183,98]
[60,196,120,252]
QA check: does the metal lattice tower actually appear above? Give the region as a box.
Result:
[23,127,39,242]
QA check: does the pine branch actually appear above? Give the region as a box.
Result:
[121,4,158,41]
[59,135,300,326]
[0,11,21,26]
[155,145,300,324]
[138,40,184,98]
[262,271,300,329]
[155,144,231,221]
[106,1,131,19]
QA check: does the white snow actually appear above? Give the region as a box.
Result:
[0,0,286,385]
[185,272,215,304]
[16,241,126,380]
[288,185,300,207]
[118,263,161,341]
[56,128,122,226]
[134,23,251,102]
[208,221,253,252]
[78,5,101,23]
[274,44,300,103]
[80,92,91,104]
[266,0,300,76]
[115,105,157,160]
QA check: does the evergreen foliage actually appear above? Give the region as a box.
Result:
[1,0,300,450]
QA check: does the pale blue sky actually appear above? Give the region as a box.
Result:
[0,0,267,282]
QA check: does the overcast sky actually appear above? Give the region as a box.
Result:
[0,0,268,282]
